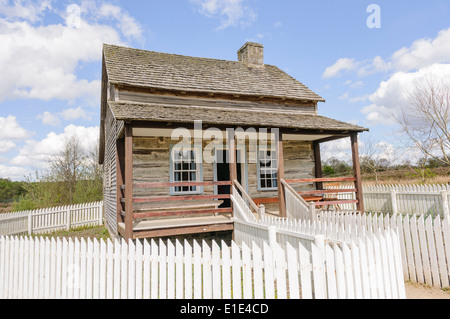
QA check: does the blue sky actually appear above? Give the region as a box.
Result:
[1,0,450,180]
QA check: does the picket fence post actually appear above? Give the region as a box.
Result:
[390,190,398,216]
[99,202,104,226]
[441,190,450,221]
[268,226,277,251]
[27,213,32,235]
[258,204,265,219]
[66,207,71,231]
[309,203,316,222]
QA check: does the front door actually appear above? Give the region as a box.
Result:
[215,149,245,208]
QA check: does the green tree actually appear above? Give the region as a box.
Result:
[322,166,335,176]
[13,135,103,210]
[0,178,26,203]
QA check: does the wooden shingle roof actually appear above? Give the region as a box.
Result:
[103,44,325,102]
[108,101,368,133]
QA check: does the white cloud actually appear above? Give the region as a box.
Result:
[0,116,31,169]
[320,138,352,162]
[357,56,391,77]
[0,115,31,140]
[0,1,143,105]
[60,107,91,121]
[0,0,52,22]
[0,18,114,105]
[0,140,15,153]
[37,107,92,126]
[324,28,450,79]
[97,3,143,40]
[322,58,359,79]
[361,103,396,126]
[190,0,257,30]
[321,138,410,167]
[347,81,364,89]
[324,27,450,126]
[362,63,450,125]
[391,28,450,72]
[338,92,349,100]
[10,124,99,171]
[0,164,31,181]
[349,95,369,103]
[37,111,60,126]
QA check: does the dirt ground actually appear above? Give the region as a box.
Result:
[405,282,450,299]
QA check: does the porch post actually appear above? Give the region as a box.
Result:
[228,129,237,241]
[276,131,286,217]
[116,139,125,224]
[313,141,323,190]
[350,133,364,212]
[228,129,237,217]
[124,123,134,241]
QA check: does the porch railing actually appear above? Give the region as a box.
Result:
[281,179,313,221]
[283,177,359,209]
[121,181,233,219]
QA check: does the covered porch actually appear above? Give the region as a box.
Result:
[114,118,365,241]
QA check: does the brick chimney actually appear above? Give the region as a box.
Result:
[237,42,264,67]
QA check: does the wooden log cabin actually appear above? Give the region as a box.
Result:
[98,42,368,241]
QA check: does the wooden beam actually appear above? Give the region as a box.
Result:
[132,223,234,240]
[314,135,350,144]
[134,208,233,219]
[253,197,279,205]
[133,181,232,188]
[131,120,364,137]
[276,131,286,217]
[116,139,125,223]
[297,188,357,195]
[313,141,323,190]
[285,177,356,183]
[133,194,230,203]
[124,124,134,241]
[351,133,364,212]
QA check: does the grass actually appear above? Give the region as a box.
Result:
[361,167,450,185]
[32,225,111,241]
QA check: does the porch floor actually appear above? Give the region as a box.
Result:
[118,214,234,239]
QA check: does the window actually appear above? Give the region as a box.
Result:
[170,145,203,195]
[257,147,278,191]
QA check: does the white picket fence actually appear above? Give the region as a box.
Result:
[397,214,450,288]
[0,202,103,236]
[327,184,450,218]
[231,189,405,298]
[243,210,450,289]
[0,233,405,299]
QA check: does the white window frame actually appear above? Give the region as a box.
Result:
[257,145,278,191]
[169,144,203,195]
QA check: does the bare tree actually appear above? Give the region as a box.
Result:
[48,135,87,204]
[396,75,450,166]
[359,138,394,184]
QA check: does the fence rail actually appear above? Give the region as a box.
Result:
[0,202,103,236]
